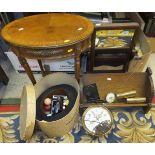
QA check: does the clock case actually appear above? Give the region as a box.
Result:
[82,105,114,137]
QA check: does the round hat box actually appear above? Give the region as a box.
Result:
[20,73,80,141]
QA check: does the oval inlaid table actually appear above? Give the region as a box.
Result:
[1,13,94,84]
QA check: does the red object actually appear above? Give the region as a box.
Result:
[43,105,51,111]
[152,97,155,104]
[0,105,20,112]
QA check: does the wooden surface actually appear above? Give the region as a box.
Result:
[1,13,94,84]
[144,67,154,112]
[94,22,139,30]
[147,37,155,53]
[81,73,146,101]
[88,22,139,73]
[1,13,94,48]
[18,57,37,84]
[80,69,154,113]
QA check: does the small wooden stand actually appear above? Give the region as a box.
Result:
[88,22,139,73]
[80,67,154,114]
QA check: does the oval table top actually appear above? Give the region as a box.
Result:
[1,13,94,49]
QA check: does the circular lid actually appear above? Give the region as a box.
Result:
[1,13,94,48]
[20,85,36,140]
[82,105,113,136]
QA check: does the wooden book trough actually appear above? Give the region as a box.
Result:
[80,67,154,114]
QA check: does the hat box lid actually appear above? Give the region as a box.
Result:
[20,85,36,141]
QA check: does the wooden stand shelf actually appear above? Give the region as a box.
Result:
[88,22,139,73]
[80,67,154,114]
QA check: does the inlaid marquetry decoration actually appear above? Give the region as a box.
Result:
[1,13,94,48]
[1,13,94,84]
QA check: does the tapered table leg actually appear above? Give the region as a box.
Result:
[38,59,46,77]
[18,57,36,85]
[75,54,80,83]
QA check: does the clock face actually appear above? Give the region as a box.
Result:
[82,106,113,136]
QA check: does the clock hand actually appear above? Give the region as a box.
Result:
[84,119,101,124]
[85,119,110,127]
[97,112,104,120]
[92,111,97,118]
[92,111,101,121]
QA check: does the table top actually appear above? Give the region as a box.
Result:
[1,13,94,49]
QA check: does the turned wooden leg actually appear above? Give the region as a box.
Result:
[38,59,46,77]
[75,54,80,83]
[89,31,96,72]
[18,57,36,85]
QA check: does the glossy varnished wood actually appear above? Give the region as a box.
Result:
[1,13,94,48]
[89,22,139,73]
[18,57,37,84]
[80,68,154,114]
[1,13,94,84]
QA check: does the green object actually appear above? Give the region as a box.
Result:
[0,98,20,105]
[63,99,69,106]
